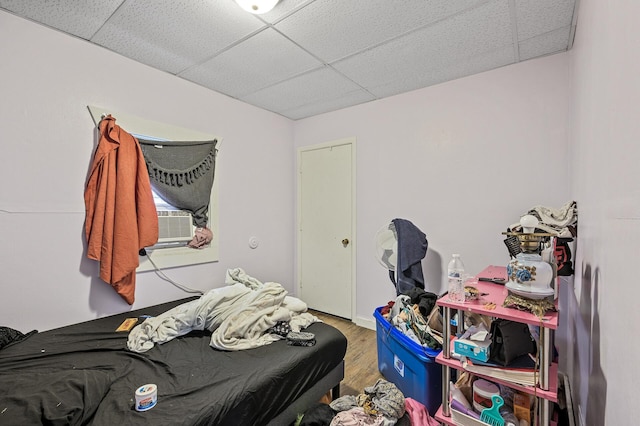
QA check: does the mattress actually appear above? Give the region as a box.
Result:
[0,297,347,426]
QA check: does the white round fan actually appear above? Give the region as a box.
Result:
[374,222,398,271]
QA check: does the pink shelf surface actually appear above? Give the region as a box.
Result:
[437,265,558,329]
[436,352,558,402]
[435,406,557,426]
[434,405,458,426]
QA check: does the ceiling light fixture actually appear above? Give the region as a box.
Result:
[234,0,280,14]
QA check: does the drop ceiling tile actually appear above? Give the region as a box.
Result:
[515,0,576,41]
[0,0,123,39]
[0,0,579,119]
[519,26,571,61]
[180,28,322,98]
[275,0,487,63]
[281,89,376,120]
[367,45,515,98]
[257,0,314,24]
[333,0,512,89]
[90,0,265,74]
[239,67,364,113]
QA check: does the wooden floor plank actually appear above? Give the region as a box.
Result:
[310,310,385,396]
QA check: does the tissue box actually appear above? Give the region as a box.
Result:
[453,338,491,362]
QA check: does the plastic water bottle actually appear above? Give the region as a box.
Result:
[447,254,465,303]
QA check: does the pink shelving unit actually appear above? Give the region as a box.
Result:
[434,405,559,426]
[436,352,558,402]
[437,265,558,330]
[436,265,560,426]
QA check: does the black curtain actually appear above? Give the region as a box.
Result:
[138,138,217,228]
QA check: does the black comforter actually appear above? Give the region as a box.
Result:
[0,298,347,426]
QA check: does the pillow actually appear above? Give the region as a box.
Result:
[0,326,37,350]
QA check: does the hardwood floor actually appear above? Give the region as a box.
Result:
[310,310,385,396]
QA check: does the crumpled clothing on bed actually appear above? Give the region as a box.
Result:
[127,269,317,352]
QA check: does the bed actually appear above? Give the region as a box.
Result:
[0,296,347,426]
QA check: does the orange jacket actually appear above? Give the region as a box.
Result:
[84,115,158,304]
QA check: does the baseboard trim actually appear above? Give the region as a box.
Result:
[354,316,376,331]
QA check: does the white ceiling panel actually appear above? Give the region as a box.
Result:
[515,0,576,41]
[367,45,516,99]
[180,28,323,98]
[91,0,265,74]
[0,0,123,39]
[239,67,365,113]
[518,25,572,61]
[275,0,488,63]
[282,89,376,120]
[257,0,313,24]
[0,0,579,120]
[333,0,513,90]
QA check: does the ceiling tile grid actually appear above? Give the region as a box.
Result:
[0,0,579,120]
[515,0,577,41]
[519,25,572,61]
[179,27,323,98]
[257,0,314,24]
[331,0,513,94]
[0,0,123,39]
[239,66,365,113]
[90,0,265,74]
[274,0,488,64]
[367,45,517,99]
[282,89,376,121]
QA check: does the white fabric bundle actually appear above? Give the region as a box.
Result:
[509,200,578,237]
[127,268,317,352]
[530,200,577,228]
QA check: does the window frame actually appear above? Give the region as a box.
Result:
[87,105,220,271]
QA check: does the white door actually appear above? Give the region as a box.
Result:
[298,139,354,319]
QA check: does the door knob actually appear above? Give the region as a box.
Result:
[342,238,349,246]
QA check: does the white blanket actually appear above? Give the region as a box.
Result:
[127,268,317,352]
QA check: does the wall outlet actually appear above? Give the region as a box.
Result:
[248,236,259,249]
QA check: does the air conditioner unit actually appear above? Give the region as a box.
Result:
[155,210,195,247]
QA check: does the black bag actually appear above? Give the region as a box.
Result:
[489,319,537,366]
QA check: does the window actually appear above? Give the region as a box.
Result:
[88,105,220,271]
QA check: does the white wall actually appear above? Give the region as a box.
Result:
[294,54,572,327]
[0,11,295,332]
[565,0,640,424]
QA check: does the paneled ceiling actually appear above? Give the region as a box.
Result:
[0,0,578,120]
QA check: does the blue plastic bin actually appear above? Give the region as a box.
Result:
[374,306,442,416]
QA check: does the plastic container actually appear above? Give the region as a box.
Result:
[135,383,158,412]
[472,379,499,413]
[374,307,442,415]
[447,254,465,303]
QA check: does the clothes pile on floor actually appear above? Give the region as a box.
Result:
[296,379,438,426]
